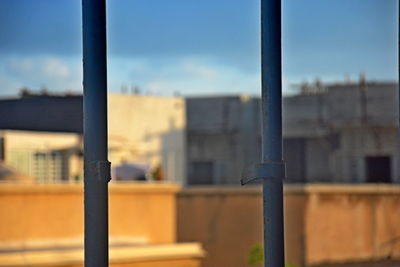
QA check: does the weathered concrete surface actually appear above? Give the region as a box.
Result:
[177,186,308,266]
[186,82,400,184]
[186,96,260,185]
[283,82,400,183]
[177,187,264,267]
[284,82,399,136]
[305,185,400,265]
[177,184,400,267]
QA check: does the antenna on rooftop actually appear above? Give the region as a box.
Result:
[121,84,127,93]
[344,73,351,84]
[300,80,310,94]
[360,72,367,84]
[314,78,323,93]
[359,72,368,125]
[131,86,140,94]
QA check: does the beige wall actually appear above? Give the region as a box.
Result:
[108,94,186,184]
[305,185,400,265]
[177,187,263,267]
[2,183,399,267]
[0,183,179,245]
[0,183,205,267]
[177,184,400,267]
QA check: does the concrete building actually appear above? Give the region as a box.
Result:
[108,93,186,184]
[284,80,399,183]
[186,80,400,184]
[0,91,186,184]
[186,95,260,185]
[1,130,82,182]
[2,79,398,185]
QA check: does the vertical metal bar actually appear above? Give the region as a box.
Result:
[261,0,285,266]
[82,0,110,266]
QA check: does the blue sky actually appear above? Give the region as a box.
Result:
[0,0,397,96]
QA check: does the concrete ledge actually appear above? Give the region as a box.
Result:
[287,183,400,194]
[180,184,400,196]
[0,236,148,253]
[180,186,262,195]
[0,183,180,195]
[0,243,204,266]
[4,183,397,195]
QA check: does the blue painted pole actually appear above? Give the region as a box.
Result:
[82,0,110,266]
[261,0,285,266]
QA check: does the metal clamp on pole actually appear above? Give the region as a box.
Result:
[241,161,285,185]
[84,160,111,182]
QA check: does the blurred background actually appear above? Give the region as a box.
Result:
[0,0,399,266]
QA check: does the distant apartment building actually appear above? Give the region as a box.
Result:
[186,95,260,185]
[2,80,398,185]
[1,130,81,182]
[0,91,186,184]
[284,80,399,183]
[186,80,400,184]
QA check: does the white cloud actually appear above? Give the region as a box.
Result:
[42,58,71,78]
[106,56,261,96]
[0,55,263,96]
[1,55,82,94]
[8,56,72,79]
[182,60,217,80]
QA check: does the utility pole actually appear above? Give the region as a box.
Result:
[242,0,285,266]
[260,0,285,265]
[82,0,110,266]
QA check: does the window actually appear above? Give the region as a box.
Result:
[33,151,65,182]
[365,156,392,183]
[0,137,4,161]
[188,161,214,185]
[283,138,306,183]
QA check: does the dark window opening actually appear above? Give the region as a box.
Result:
[0,137,4,161]
[283,138,306,183]
[189,161,214,185]
[366,156,392,183]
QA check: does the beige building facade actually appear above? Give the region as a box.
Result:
[108,94,186,184]
[1,130,81,182]
[0,93,186,184]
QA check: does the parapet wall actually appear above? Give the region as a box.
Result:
[0,183,179,248]
[304,185,400,265]
[1,183,399,266]
[177,184,400,267]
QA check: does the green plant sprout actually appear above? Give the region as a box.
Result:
[248,243,297,267]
